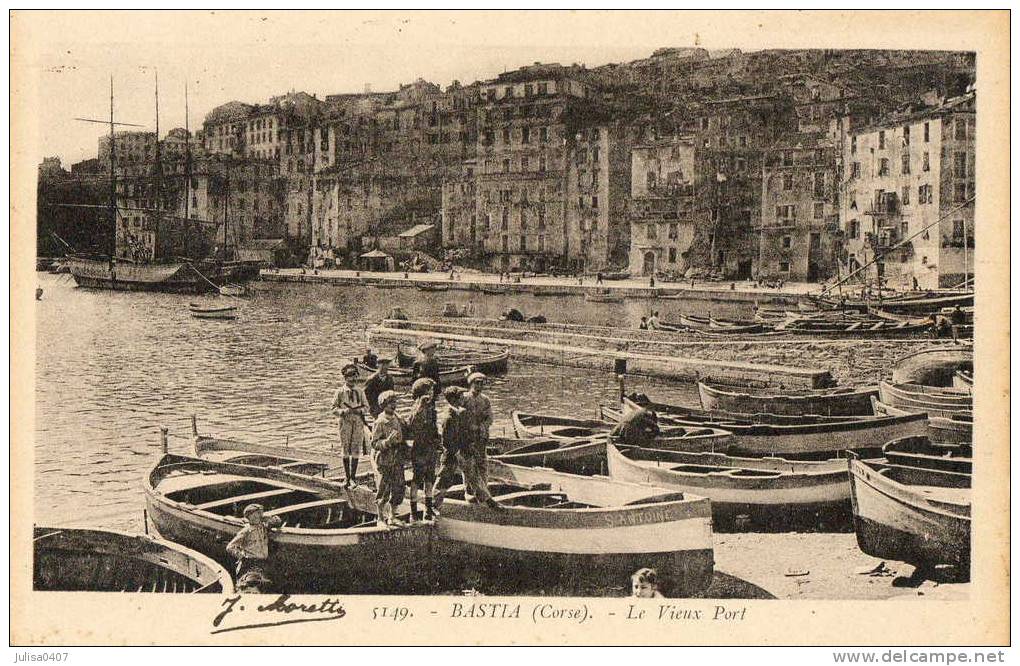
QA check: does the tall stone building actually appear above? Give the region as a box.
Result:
[839,91,975,289]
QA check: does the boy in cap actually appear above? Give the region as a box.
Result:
[363,355,395,417]
[331,363,369,487]
[461,372,494,478]
[432,386,500,511]
[369,390,408,527]
[226,503,282,592]
[407,378,440,522]
[412,340,442,391]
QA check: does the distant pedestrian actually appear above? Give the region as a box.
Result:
[361,347,379,369]
[370,390,408,527]
[912,276,920,291]
[596,272,603,285]
[407,378,440,522]
[649,275,656,288]
[332,363,369,487]
[690,278,695,288]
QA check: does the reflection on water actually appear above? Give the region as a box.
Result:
[34,274,700,530]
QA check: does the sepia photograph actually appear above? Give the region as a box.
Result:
[9,9,1010,648]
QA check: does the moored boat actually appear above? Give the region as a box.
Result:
[778,317,931,337]
[438,459,715,597]
[882,436,972,475]
[68,256,214,294]
[354,361,469,386]
[189,303,238,320]
[585,289,623,303]
[395,342,509,375]
[698,381,877,417]
[606,443,857,515]
[493,435,610,475]
[33,526,233,593]
[891,347,973,386]
[878,381,972,417]
[144,453,432,593]
[848,456,970,571]
[511,410,733,452]
[416,283,451,292]
[870,398,972,446]
[667,314,767,335]
[602,396,928,456]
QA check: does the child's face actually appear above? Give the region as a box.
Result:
[383,401,397,414]
[632,579,657,598]
[246,509,264,524]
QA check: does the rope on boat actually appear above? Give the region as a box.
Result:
[186,264,247,301]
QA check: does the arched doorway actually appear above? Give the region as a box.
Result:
[642,251,656,276]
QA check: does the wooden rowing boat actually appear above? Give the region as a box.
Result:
[809,291,973,315]
[493,435,610,476]
[778,317,931,337]
[877,381,972,417]
[33,526,233,593]
[891,347,973,386]
[395,343,510,375]
[585,289,623,303]
[953,369,973,390]
[606,443,855,515]
[697,381,878,417]
[416,283,451,292]
[848,456,970,571]
[188,303,238,320]
[438,459,715,597]
[667,314,767,335]
[354,361,469,386]
[882,436,972,475]
[511,410,733,451]
[144,453,433,593]
[601,397,927,456]
[372,281,403,289]
[870,398,972,446]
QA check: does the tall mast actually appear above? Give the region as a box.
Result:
[184,80,191,259]
[222,160,230,265]
[153,69,162,260]
[109,77,117,259]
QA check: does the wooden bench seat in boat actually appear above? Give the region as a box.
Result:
[192,487,297,511]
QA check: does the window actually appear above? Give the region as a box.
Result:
[592,147,600,163]
[503,159,511,173]
[668,248,677,263]
[783,174,793,190]
[924,122,930,143]
[851,136,857,154]
[539,157,546,172]
[502,235,508,252]
[952,219,965,241]
[901,154,911,175]
[578,195,584,209]
[647,171,657,190]
[502,129,511,143]
[922,152,930,172]
[538,82,548,95]
[814,172,825,197]
[540,127,549,142]
[775,205,796,220]
[903,126,910,145]
[954,182,967,203]
[646,224,657,241]
[736,157,747,172]
[522,157,530,171]
[782,236,792,248]
[524,84,534,97]
[848,219,860,239]
[538,235,546,251]
[522,127,530,144]
[814,202,825,219]
[782,151,793,167]
[878,158,889,176]
[501,207,509,229]
[591,196,598,209]
[851,161,861,178]
[955,119,967,140]
[918,184,933,204]
[878,131,886,149]
[739,136,748,148]
[901,185,910,206]
[520,235,526,252]
[779,261,790,272]
[954,152,967,177]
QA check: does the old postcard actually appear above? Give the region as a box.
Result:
[9,9,1010,647]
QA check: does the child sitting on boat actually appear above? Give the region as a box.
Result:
[226,503,282,593]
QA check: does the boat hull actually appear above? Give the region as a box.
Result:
[891,347,973,386]
[68,257,215,294]
[848,459,970,570]
[878,381,972,416]
[698,381,878,417]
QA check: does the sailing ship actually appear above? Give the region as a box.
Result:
[67,76,259,294]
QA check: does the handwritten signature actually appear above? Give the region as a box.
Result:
[211,594,346,634]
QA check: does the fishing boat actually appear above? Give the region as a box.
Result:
[606,443,858,515]
[354,361,469,386]
[69,256,216,294]
[33,526,233,593]
[870,398,972,446]
[667,314,767,335]
[511,411,733,451]
[882,436,972,475]
[438,458,715,597]
[493,435,610,475]
[809,291,973,315]
[218,283,250,297]
[189,303,238,320]
[697,381,878,417]
[585,289,623,303]
[395,342,509,375]
[778,317,931,337]
[848,456,971,571]
[877,381,972,417]
[601,397,927,456]
[416,283,451,292]
[372,281,403,289]
[480,286,508,295]
[144,452,433,593]
[891,347,973,386]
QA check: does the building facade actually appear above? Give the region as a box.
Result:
[839,91,975,289]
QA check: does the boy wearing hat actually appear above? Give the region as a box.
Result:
[411,340,442,391]
[407,378,440,522]
[363,355,395,417]
[370,390,408,527]
[432,386,499,510]
[461,372,493,478]
[331,363,370,487]
[226,503,282,592]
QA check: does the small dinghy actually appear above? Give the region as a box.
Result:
[493,435,610,475]
[698,381,878,417]
[882,436,972,475]
[848,455,970,572]
[189,303,238,320]
[878,381,972,417]
[33,526,233,593]
[607,443,861,516]
[585,289,623,303]
[354,361,469,386]
[396,342,510,375]
[511,410,733,451]
[437,459,715,597]
[871,398,972,446]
